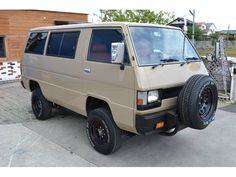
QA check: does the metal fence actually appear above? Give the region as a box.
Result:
[202,36,236,101]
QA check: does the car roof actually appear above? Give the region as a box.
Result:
[30,22,180,31]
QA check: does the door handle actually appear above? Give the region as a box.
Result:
[84,68,91,74]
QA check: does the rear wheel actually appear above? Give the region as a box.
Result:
[86,108,122,155]
[31,88,52,120]
[178,75,218,129]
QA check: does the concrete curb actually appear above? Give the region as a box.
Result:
[0,79,20,85]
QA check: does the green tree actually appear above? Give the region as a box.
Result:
[99,10,175,24]
[187,26,204,41]
[210,32,220,44]
[210,32,220,40]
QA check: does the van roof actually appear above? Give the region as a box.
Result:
[30,22,180,31]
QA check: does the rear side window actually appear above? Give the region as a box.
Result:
[88,29,130,64]
[25,32,48,55]
[46,31,79,59]
[46,33,62,56]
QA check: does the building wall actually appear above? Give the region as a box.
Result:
[0,10,88,62]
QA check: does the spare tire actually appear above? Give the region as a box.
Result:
[178,74,218,129]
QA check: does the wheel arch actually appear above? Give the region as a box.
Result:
[29,80,40,92]
[86,96,112,116]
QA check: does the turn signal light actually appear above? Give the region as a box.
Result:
[156,121,164,129]
[137,98,144,105]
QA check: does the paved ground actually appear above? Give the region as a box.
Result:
[0,82,236,167]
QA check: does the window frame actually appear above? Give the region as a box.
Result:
[0,36,6,58]
[46,30,80,59]
[87,28,131,65]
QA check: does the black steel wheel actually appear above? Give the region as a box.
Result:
[32,95,43,117]
[86,108,122,155]
[198,86,214,119]
[89,119,109,146]
[31,88,52,120]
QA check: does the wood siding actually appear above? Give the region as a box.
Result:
[0,10,88,61]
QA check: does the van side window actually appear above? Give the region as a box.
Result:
[25,32,48,55]
[88,29,130,64]
[46,31,79,59]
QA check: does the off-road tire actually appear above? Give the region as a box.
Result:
[86,108,122,155]
[178,74,218,129]
[31,88,52,120]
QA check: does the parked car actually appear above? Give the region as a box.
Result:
[21,22,218,154]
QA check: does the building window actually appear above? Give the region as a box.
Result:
[46,31,80,59]
[54,21,70,25]
[25,32,48,55]
[0,37,6,58]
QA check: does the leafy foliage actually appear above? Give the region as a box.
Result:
[187,26,204,41]
[210,32,220,43]
[99,10,175,24]
[210,32,220,40]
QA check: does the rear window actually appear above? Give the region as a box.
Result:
[25,32,48,55]
[46,31,80,59]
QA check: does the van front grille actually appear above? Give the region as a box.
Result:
[161,86,183,99]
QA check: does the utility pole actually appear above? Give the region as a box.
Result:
[227,24,230,47]
[189,9,195,45]
[183,15,187,34]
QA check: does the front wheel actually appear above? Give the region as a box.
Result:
[86,108,122,155]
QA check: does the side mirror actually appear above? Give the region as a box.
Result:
[111,42,124,64]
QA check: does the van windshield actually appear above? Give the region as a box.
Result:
[129,26,200,66]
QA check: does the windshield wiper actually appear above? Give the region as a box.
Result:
[180,57,200,66]
[152,59,180,69]
[151,59,180,69]
[151,63,164,69]
[160,59,179,62]
[185,57,200,61]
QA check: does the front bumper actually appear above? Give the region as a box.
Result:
[135,109,185,135]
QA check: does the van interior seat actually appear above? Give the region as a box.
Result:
[89,44,111,61]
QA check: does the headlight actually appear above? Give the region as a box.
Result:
[148,90,159,103]
[137,90,160,110]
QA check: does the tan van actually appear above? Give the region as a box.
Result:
[21,22,218,154]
